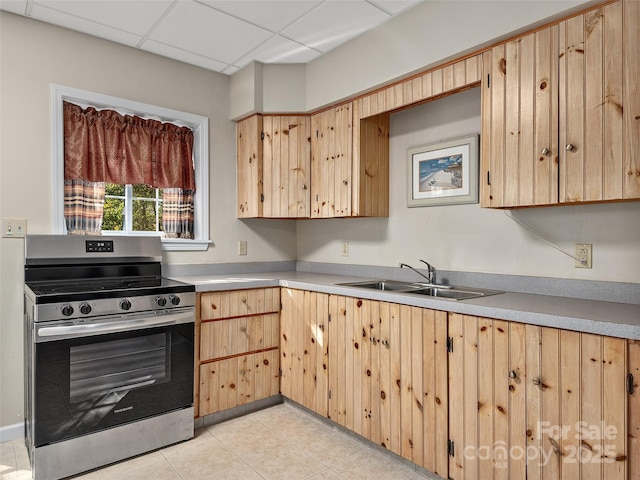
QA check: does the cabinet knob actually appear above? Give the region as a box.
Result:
[509,370,518,379]
[242,298,247,304]
[319,324,325,331]
[565,144,575,151]
[343,180,348,185]
[240,326,247,333]
[302,184,308,190]
[381,340,389,347]
[541,148,550,155]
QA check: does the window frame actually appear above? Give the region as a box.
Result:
[52,84,210,251]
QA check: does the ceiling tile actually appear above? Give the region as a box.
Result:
[197,0,321,32]
[29,3,142,47]
[234,35,321,67]
[31,0,173,35]
[0,1,27,15]
[148,1,273,64]
[142,40,229,73]
[281,1,390,52]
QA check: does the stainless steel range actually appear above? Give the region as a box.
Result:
[23,235,195,480]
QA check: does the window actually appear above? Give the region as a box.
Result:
[103,184,164,233]
[52,85,210,251]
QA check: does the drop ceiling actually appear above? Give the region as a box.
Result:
[0,0,423,75]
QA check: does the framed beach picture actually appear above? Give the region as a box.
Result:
[406,133,479,207]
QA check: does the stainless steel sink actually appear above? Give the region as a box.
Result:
[338,280,502,301]
[339,280,425,292]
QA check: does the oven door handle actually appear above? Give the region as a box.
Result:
[35,308,194,342]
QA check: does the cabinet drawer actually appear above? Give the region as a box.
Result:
[199,349,280,416]
[200,313,279,361]
[200,288,280,320]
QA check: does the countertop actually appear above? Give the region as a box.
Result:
[170,271,640,340]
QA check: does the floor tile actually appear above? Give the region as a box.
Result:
[332,450,415,480]
[2,403,433,480]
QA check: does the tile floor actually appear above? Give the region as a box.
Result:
[0,403,437,480]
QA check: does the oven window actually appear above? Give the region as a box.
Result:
[69,333,170,403]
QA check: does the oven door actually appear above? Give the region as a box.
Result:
[32,309,194,447]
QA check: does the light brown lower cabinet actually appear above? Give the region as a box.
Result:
[280,290,449,478]
[197,288,281,417]
[280,288,330,416]
[448,313,633,480]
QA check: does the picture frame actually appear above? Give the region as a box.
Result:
[407,133,479,207]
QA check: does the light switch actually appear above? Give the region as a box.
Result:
[2,218,27,238]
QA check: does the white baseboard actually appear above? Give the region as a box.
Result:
[0,422,24,443]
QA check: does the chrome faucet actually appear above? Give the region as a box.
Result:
[399,262,435,284]
[419,259,436,285]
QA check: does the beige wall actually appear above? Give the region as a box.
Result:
[0,12,296,430]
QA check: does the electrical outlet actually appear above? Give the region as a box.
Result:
[575,243,592,268]
[341,241,349,257]
[2,218,27,238]
[238,240,247,256]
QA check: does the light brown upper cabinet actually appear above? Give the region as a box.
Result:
[237,114,311,218]
[311,103,390,218]
[311,103,353,217]
[481,0,640,208]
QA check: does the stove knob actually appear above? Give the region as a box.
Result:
[156,296,167,307]
[120,299,132,311]
[61,304,74,317]
[169,295,181,306]
[79,303,92,315]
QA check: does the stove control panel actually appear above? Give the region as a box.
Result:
[31,292,196,323]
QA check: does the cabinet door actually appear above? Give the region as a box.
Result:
[311,103,353,218]
[329,296,447,475]
[237,114,263,218]
[448,314,628,480]
[629,339,640,479]
[481,26,559,208]
[262,115,311,218]
[559,2,626,203]
[280,288,329,416]
[199,350,280,416]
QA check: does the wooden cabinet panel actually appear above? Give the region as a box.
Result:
[481,25,559,208]
[280,288,329,416]
[352,110,389,217]
[237,115,311,218]
[483,0,640,208]
[262,115,311,217]
[200,288,280,321]
[448,313,628,480]
[629,339,640,479]
[197,288,280,418]
[623,0,640,198]
[559,2,627,203]
[311,104,353,218]
[200,313,279,361]
[199,350,279,416]
[237,114,263,218]
[327,296,447,475]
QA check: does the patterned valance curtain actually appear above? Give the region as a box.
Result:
[63,101,196,238]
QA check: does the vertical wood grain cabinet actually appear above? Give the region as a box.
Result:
[448,313,631,480]
[280,289,449,478]
[481,0,640,208]
[197,288,280,416]
[237,114,311,218]
[237,106,389,219]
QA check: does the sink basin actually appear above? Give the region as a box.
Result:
[339,280,424,292]
[338,280,502,301]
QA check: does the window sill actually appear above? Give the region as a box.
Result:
[162,238,211,251]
